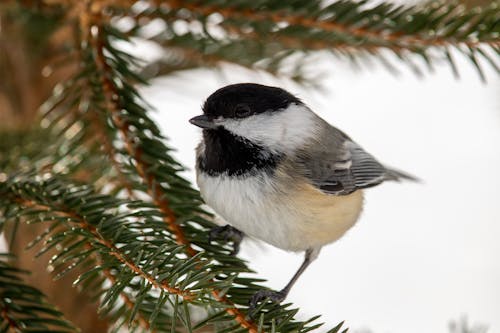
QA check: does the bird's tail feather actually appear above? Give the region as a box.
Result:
[384,167,420,183]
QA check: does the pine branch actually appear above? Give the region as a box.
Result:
[87,27,259,328]
[77,5,200,256]
[0,253,78,333]
[0,173,223,332]
[128,0,499,79]
[100,267,153,332]
[167,1,497,48]
[78,9,267,331]
[0,174,243,332]
[12,197,195,301]
[4,167,323,332]
[88,110,136,198]
[1,167,342,332]
[28,8,262,327]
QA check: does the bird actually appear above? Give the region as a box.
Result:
[189,83,417,312]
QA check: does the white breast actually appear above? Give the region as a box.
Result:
[196,169,364,252]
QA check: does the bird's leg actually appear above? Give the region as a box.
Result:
[249,248,321,314]
[208,224,244,255]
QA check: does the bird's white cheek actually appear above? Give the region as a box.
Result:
[221,104,320,153]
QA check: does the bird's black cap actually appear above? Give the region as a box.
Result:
[202,83,302,119]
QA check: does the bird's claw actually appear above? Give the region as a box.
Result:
[248,289,287,316]
[208,225,244,255]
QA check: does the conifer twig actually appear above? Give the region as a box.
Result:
[101,264,153,331]
[89,113,136,198]
[81,7,260,331]
[14,197,194,300]
[163,0,499,48]
[89,28,260,333]
[0,307,20,332]
[0,251,78,332]
[83,8,196,257]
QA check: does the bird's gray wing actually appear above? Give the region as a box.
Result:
[297,124,416,195]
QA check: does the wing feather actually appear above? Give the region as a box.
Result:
[297,123,416,195]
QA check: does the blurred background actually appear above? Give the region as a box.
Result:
[1,0,498,332]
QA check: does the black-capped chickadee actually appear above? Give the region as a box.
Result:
[189,83,417,310]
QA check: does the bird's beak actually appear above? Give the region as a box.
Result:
[189,115,219,129]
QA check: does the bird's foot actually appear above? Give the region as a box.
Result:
[248,289,287,315]
[208,224,244,255]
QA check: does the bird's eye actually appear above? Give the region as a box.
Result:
[234,104,252,118]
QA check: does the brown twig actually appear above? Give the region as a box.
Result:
[82,242,153,331]
[0,307,19,333]
[84,9,196,257]
[136,5,395,54]
[88,112,136,198]
[80,5,259,331]
[101,264,154,331]
[162,0,499,49]
[17,193,257,331]
[76,242,154,331]
[14,197,194,300]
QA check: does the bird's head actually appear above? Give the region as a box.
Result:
[190,83,319,153]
